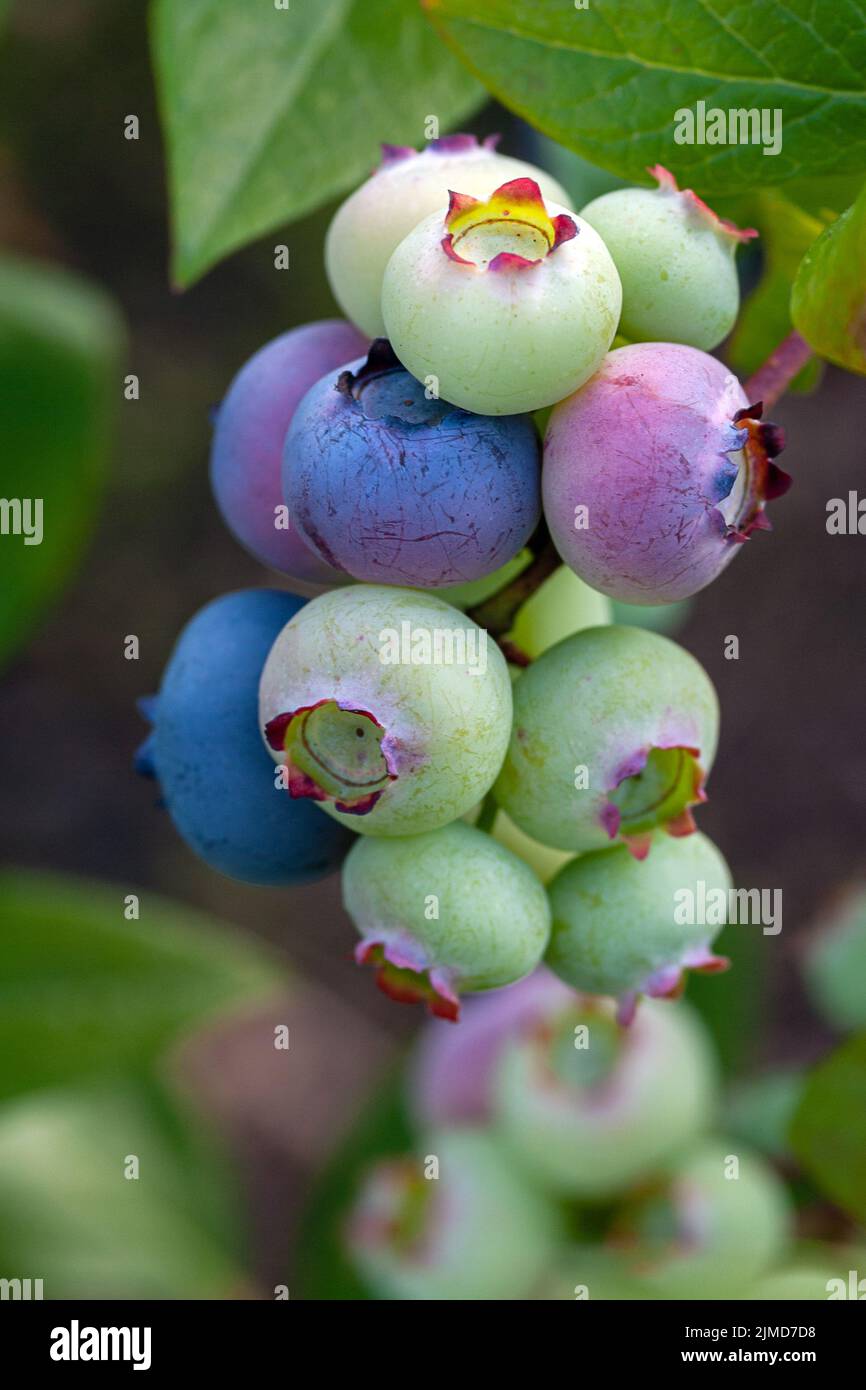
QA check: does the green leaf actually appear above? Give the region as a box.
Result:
[150,0,483,287]
[424,0,866,193]
[728,191,825,391]
[0,1081,246,1298]
[296,1065,413,1299]
[791,179,866,374]
[790,1033,866,1224]
[0,871,283,1102]
[0,256,123,669]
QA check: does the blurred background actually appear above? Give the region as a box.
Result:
[1,0,865,1298]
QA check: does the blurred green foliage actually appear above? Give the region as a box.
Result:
[791,1033,866,1224]
[0,871,282,1103]
[0,255,123,670]
[0,1081,246,1299]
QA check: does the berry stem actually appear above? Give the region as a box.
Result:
[744,330,813,411]
[467,523,559,641]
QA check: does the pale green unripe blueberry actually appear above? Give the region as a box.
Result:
[345,1128,561,1300]
[343,820,550,1018]
[382,179,621,415]
[259,585,512,837]
[545,831,732,1019]
[494,998,717,1196]
[491,808,574,884]
[508,565,611,661]
[325,135,572,337]
[612,1141,791,1299]
[580,166,756,350]
[495,624,719,856]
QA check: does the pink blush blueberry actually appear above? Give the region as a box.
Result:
[543,342,789,605]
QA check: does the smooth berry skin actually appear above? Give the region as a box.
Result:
[494,625,719,855]
[283,345,541,587]
[543,343,787,605]
[343,821,551,1019]
[493,998,717,1197]
[345,1128,561,1301]
[137,590,352,885]
[613,1141,791,1299]
[325,134,572,338]
[258,585,512,837]
[581,169,752,350]
[545,831,732,1012]
[383,201,621,416]
[209,320,366,584]
[408,969,573,1127]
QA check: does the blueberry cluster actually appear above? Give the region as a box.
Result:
[138,135,791,1027]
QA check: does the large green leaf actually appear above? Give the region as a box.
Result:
[790,1033,866,1224]
[424,0,866,194]
[0,871,283,1102]
[791,179,866,374]
[151,0,483,287]
[0,256,123,669]
[0,1082,246,1298]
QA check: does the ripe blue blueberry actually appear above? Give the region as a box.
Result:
[283,340,541,587]
[209,320,366,584]
[136,589,352,884]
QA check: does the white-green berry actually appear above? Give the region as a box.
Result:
[580,165,757,350]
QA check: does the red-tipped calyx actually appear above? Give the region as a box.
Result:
[648,164,758,243]
[605,745,707,853]
[265,698,396,815]
[441,178,576,271]
[355,939,460,1021]
[725,402,791,542]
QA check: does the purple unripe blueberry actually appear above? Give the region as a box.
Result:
[135,590,352,885]
[209,320,367,584]
[543,343,790,605]
[283,340,541,587]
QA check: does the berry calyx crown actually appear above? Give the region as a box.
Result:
[441,178,577,271]
[648,164,758,243]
